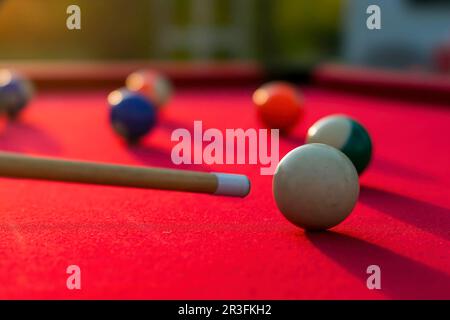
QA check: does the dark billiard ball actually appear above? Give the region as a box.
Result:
[306,115,372,174]
[0,69,34,119]
[126,70,173,109]
[252,81,304,134]
[108,88,158,143]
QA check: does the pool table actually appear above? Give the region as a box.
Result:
[0,62,449,300]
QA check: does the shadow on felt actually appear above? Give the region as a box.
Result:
[371,157,437,182]
[305,231,450,299]
[127,143,210,172]
[360,185,450,241]
[0,121,62,155]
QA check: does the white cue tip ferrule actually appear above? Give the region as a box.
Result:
[213,173,251,197]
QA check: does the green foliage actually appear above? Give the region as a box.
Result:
[273,0,342,63]
[0,0,341,62]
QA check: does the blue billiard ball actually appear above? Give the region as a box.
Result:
[0,69,34,119]
[108,88,158,143]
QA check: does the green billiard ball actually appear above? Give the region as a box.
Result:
[306,115,372,174]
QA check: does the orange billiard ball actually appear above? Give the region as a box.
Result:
[252,81,304,134]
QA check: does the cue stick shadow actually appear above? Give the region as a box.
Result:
[305,231,450,299]
[127,143,210,172]
[0,122,62,155]
[123,116,193,169]
[371,157,437,183]
[359,185,450,241]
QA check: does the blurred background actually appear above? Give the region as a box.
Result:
[0,0,449,73]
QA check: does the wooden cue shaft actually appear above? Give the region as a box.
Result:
[0,152,250,197]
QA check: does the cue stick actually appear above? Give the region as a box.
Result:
[0,151,251,197]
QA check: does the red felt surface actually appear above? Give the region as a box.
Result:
[0,86,449,299]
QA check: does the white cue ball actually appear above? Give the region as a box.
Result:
[273,143,359,230]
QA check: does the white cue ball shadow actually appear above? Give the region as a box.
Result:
[273,143,360,231]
